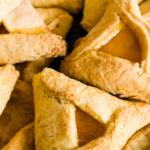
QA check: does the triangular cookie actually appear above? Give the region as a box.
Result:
[61,0,150,103]
[33,68,150,150]
[33,70,78,150]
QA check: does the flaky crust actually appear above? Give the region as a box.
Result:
[123,124,150,150]
[61,0,150,103]
[0,32,66,65]
[33,73,78,150]
[61,50,150,103]
[33,68,150,150]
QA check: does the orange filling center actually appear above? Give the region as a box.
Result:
[100,26,141,62]
[76,108,105,146]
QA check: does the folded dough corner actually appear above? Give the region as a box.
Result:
[61,0,150,103]
[32,68,150,150]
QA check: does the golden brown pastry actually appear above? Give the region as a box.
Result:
[23,58,53,82]
[33,71,78,150]
[32,0,83,14]
[33,68,150,150]
[81,0,144,31]
[2,0,46,34]
[0,80,34,148]
[81,0,106,31]
[0,65,19,116]
[2,123,34,150]
[140,0,150,23]
[22,8,72,82]
[123,124,150,150]
[61,0,150,103]
[36,8,73,38]
[0,32,66,65]
[140,0,150,14]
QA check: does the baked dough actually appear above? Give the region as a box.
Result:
[33,70,78,150]
[33,68,150,150]
[81,0,145,31]
[32,0,83,14]
[140,0,150,24]
[22,8,72,82]
[61,0,150,103]
[0,80,34,148]
[2,0,46,34]
[23,58,53,82]
[36,8,73,38]
[0,32,66,65]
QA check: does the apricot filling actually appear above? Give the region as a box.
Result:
[76,108,105,146]
[100,26,141,62]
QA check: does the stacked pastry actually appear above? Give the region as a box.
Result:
[60,0,150,149]
[0,0,70,148]
[1,0,150,150]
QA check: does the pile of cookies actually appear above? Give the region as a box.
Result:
[0,0,150,150]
